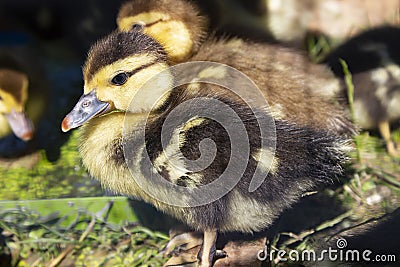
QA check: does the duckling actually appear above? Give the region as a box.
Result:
[323,26,400,157]
[0,32,48,158]
[61,19,354,266]
[117,0,208,63]
[0,67,33,141]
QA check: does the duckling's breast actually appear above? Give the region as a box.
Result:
[79,113,147,199]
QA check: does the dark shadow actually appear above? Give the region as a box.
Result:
[0,227,12,267]
[322,26,400,77]
[128,199,182,233]
[339,208,400,266]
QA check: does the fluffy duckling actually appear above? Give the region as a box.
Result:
[61,21,353,266]
[0,57,34,141]
[0,69,34,141]
[117,0,208,63]
[0,32,48,160]
[324,26,400,157]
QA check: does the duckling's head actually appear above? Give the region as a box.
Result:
[117,0,207,62]
[62,29,174,132]
[0,69,34,141]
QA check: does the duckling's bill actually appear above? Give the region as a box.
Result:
[6,110,34,141]
[61,90,110,132]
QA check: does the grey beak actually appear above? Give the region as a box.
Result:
[61,90,110,132]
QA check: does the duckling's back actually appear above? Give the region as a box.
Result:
[191,39,355,136]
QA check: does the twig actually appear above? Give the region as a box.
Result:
[367,166,400,188]
[31,257,43,267]
[79,216,96,242]
[328,209,399,240]
[281,230,315,246]
[375,173,400,188]
[122,226,133,236]
[281,210,352,246]
[48,201,114,267]
[315,210,353,231]
[343,184,364,203]
[48,216,96,267]
[48,244,74,267]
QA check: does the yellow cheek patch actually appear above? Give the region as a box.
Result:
[84,54,157,95]
[118,12,193,62]
[118,12,170,30]
[84,54,173,112]
[127,63,174,112]
[0,88,25,113]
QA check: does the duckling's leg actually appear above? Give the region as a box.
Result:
[163,231,203,256]
[198,229,218,267]
[378,121,399,157]
[163,231,203,267]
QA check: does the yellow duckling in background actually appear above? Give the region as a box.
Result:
[0,67,33,141]
[117,0,208,63]
[0,32,48,159]
[62,0,354,266]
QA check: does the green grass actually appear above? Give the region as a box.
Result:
[0,199,168,267]
[0,131,103,200]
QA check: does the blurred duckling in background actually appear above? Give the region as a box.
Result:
[149,0,399,48]
[0,32,48,159]
[324,26,400,157]
[0,66,33,141]
[117,0,208,62]
[62,0,354,266]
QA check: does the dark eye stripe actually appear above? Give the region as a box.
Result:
[110,61,158,86]
[126,61,158,77]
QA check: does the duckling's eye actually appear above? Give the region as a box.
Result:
[0,96,2,101]
[111,73,129,86]
[131,23,145,32]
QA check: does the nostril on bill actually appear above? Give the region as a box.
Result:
[82,100,91,108]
